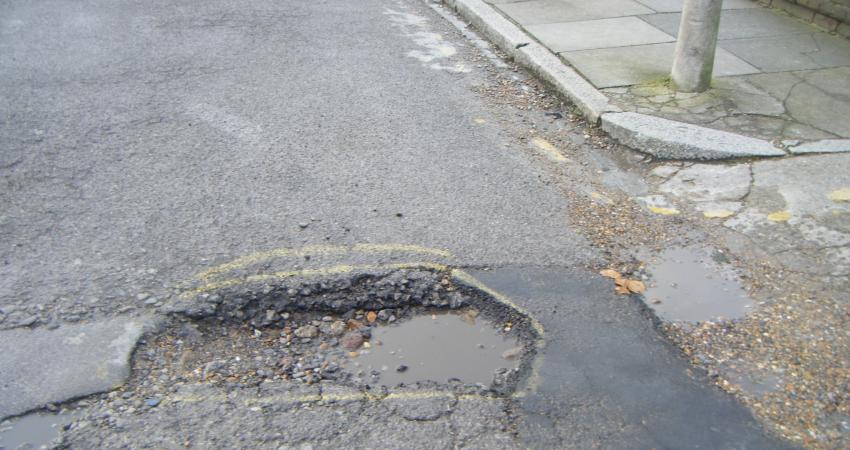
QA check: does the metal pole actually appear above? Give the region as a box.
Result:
[670,0,723,93]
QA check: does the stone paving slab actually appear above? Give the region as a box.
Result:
[562,42,759,88]
[789,138,850,154]
[721,33,850,72]
[495,0,654,26]
[0,316,160,419]
[527,16,675,52]
[640,8,813,40]
[634,0,759,13]
[458,0,849,156]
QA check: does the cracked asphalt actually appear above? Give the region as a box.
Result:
[0,0,822,448]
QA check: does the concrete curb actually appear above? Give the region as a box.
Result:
[442,0,849,160]
[443,0,618,124]
[601,112,786,160]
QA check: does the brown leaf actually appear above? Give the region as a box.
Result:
[600,269,621,279]
[347,319,363,330]
[614,277,628,287]
[625,279,646,294]
[366,311,377,323]
[614,285,630,295]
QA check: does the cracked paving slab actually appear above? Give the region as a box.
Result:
[0,315,160,419]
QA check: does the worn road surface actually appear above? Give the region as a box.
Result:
[0,0,793,448]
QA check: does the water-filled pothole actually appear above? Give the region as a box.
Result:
[131,270,537,398]
[0,410,79,449]
[639,246,753,322]
[350,311,521,387]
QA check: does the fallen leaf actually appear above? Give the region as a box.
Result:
[614,277,628,287]
[599,269,621,279]
[767,210,792,222]
[366,311,377,323]
[614,285,630,295]
[625,279,646,294]
[346,319,363,330]
[648,205,680,215]
[828,187,850,202]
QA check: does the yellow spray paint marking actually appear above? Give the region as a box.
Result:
[182,262,449,299]
[531,137,567,162]
[474,118,486,124]
[648,205,680,215]
[192,244,452,282]
[703,210,735,219]
[828,187,850,202]
[767,210,792,222]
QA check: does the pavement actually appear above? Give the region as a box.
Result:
[464,0,850,157]
[0,0,847,448]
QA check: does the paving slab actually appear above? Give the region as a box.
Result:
[601,112,786,159]
[495,0,653,26]
[640,8,814,40]
[0,316,160,419]
[659,164,752,202]
[562,42,759,88]
[527,17,674,52]
[785,71,850,138]
[720,33,850,72]
[635,0,759,13]
[789,139,850,154]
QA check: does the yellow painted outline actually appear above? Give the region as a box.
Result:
[192,244,453,282]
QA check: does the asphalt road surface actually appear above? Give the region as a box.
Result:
[0,0,792,448]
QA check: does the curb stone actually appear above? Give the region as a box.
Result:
[601,112,786,160]
[442,0,618,123]
[441,0,845,160]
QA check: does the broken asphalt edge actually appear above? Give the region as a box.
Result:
[441,0,849,160]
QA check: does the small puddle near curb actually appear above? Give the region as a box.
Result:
[720,361,783,397]
[0,411,79,449]
[640,246,753,322]
[349,311,521,387]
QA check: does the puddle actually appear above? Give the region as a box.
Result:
[347,311,521,387]
[0,411,78,449]
[720,362,782,397]
[640,246,753,322]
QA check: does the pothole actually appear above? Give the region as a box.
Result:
[0,410,80,449]
[350,310,521,387]
[131,269,539,399]
[639,246,753,323]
